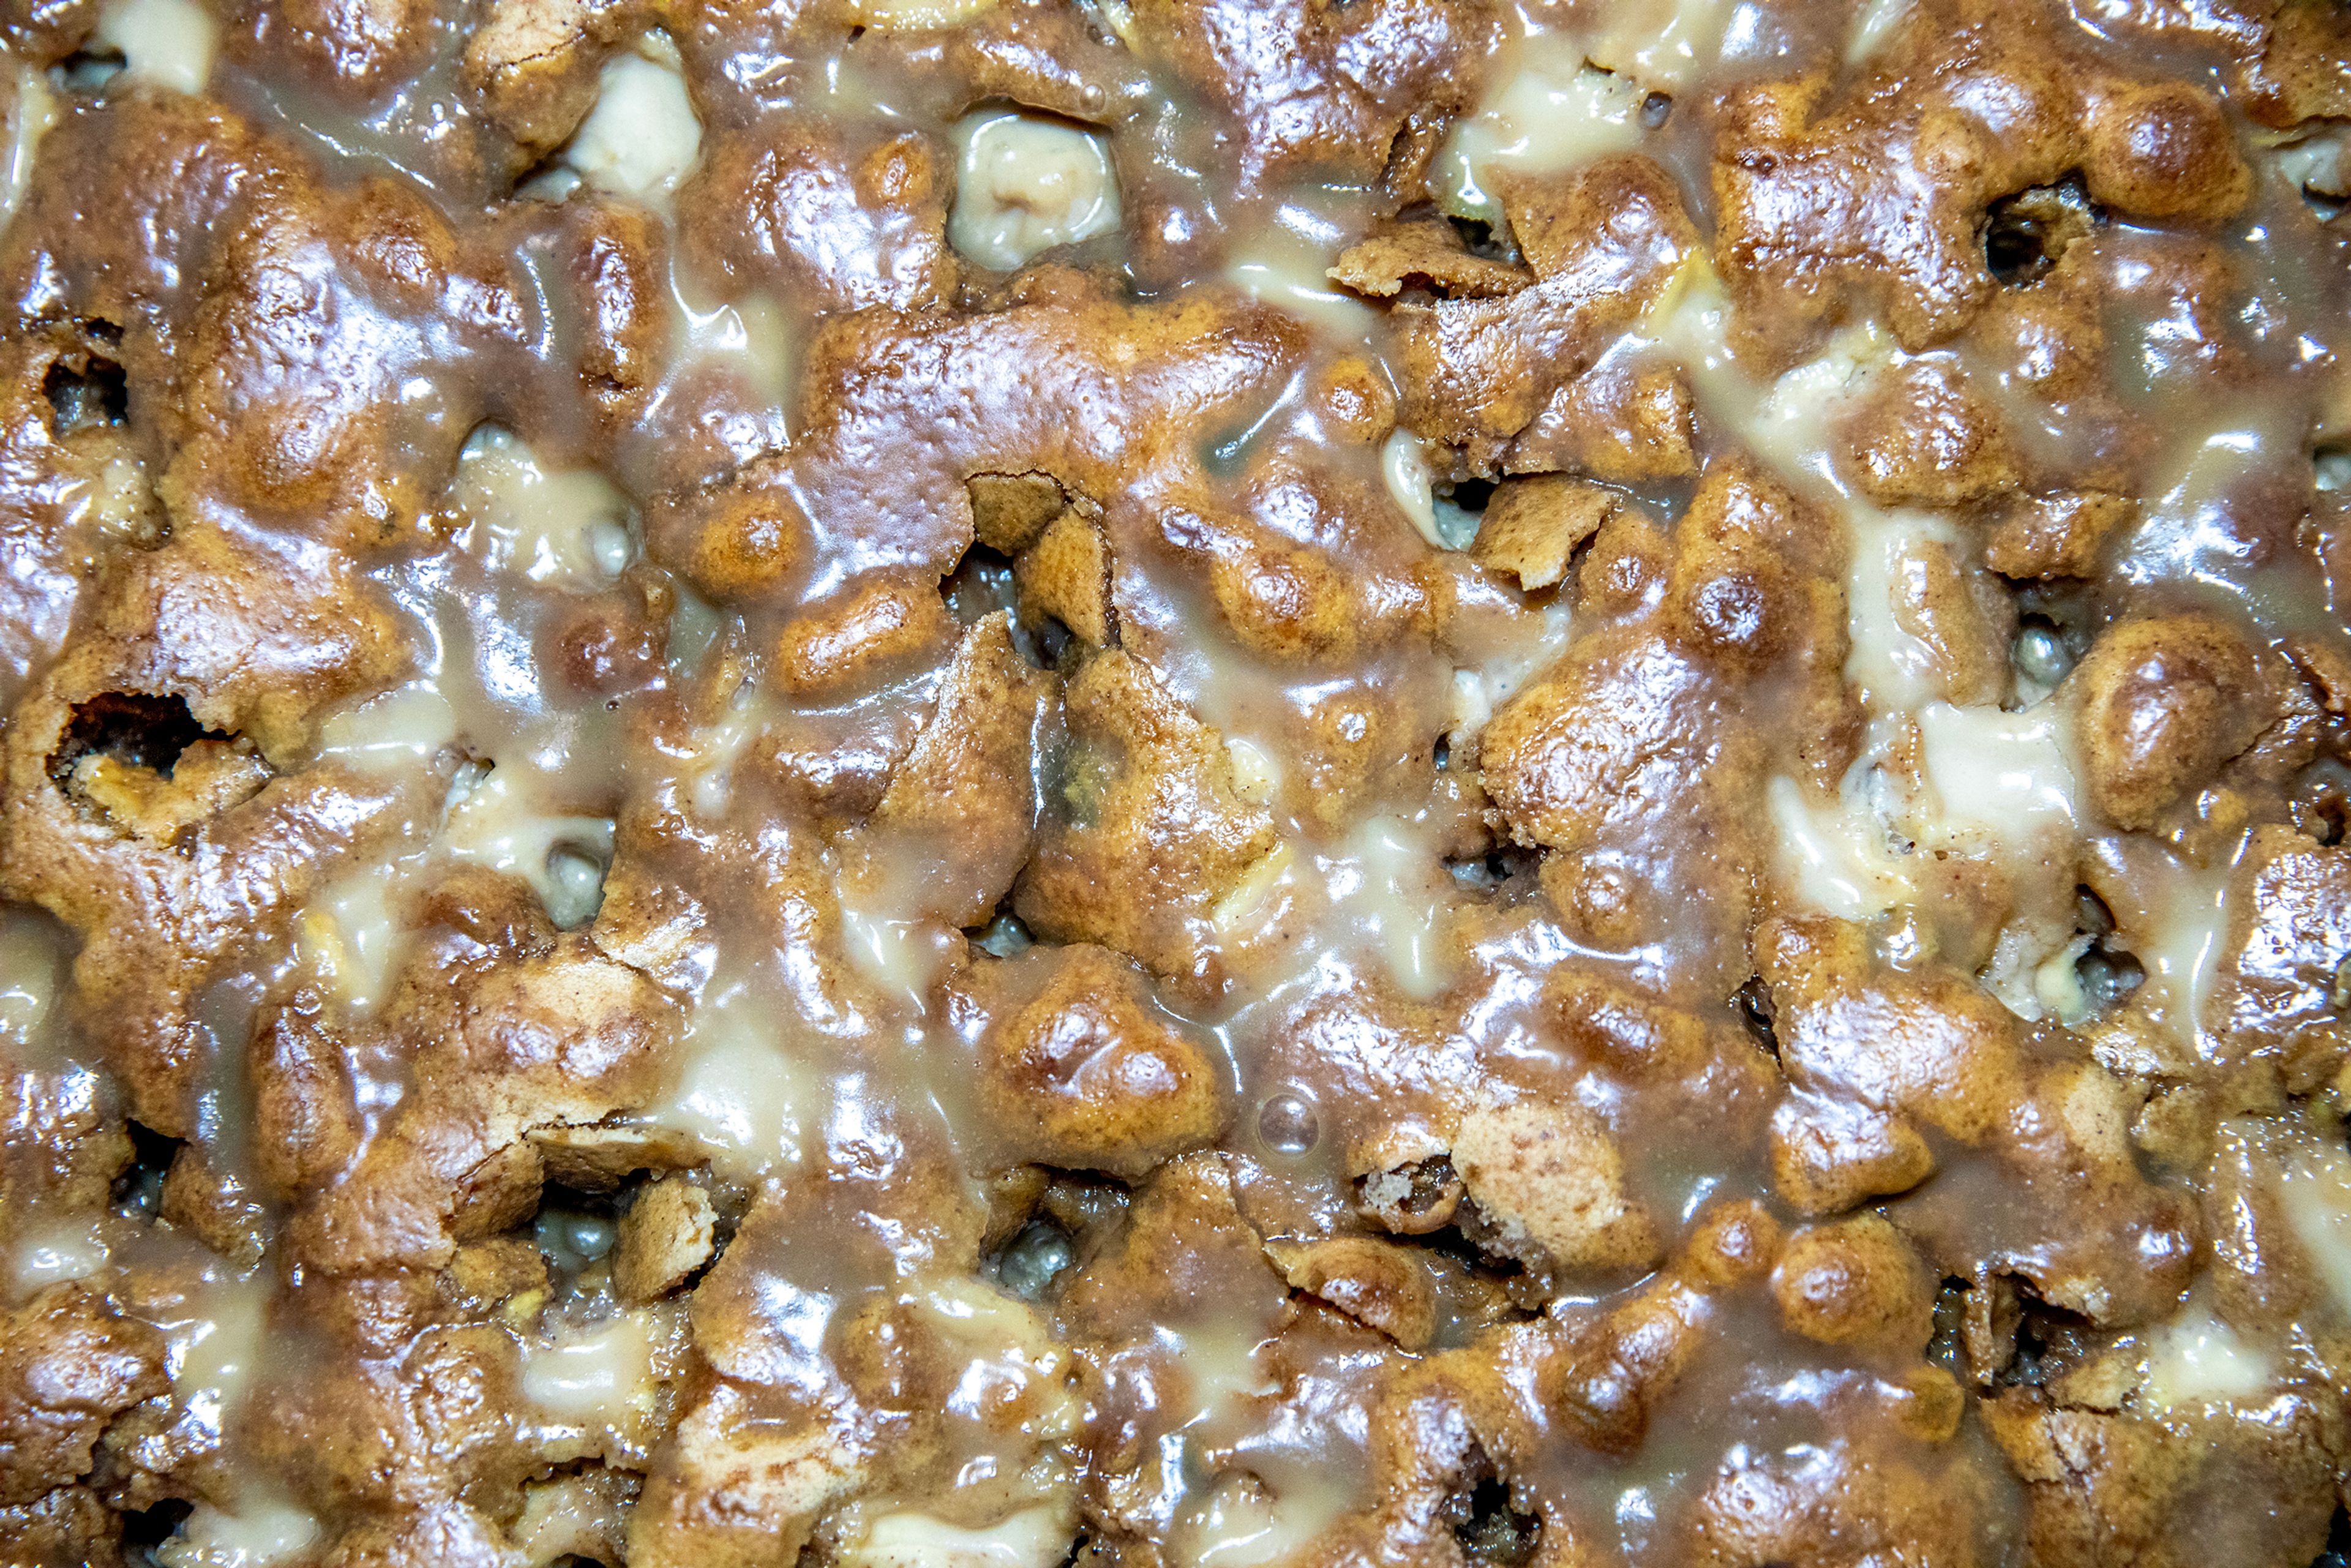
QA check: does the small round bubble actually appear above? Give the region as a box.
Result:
[2014,621,2074,688]
[996,1220,1076,1300]
[1257,1092,1320,1155]
[564,1213,615,1260]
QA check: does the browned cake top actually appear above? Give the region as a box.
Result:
[1,0,2349,1564]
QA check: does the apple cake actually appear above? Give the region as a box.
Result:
[1,0,2350,1564]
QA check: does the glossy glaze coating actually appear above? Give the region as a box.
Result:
[1,0,2349,1564]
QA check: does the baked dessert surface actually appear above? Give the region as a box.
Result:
[0,0,2349,1563]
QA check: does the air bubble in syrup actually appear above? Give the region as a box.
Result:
[544,844,608,929]
[2014,620,2073,689]
[1257,1092,1319,1155]
[563,1212,615,1259]
[996,1220,1075,1300]
[2317,446,2351,493]
[587,516,636,578]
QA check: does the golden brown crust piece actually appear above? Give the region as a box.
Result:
[1015,649,1275,980]
[1398,157,1695,472]
[613,1177,717,1304]
[2071,613,2273,831]
[1470,473,1616,590]
[1329,219,1531,301]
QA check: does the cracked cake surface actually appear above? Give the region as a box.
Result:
[1,0,2350,1564]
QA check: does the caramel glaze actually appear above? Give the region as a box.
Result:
[1,0,2350,1564]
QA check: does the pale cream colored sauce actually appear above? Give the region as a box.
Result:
[97,0,217,98]
[2137,1300,2274,1411]
[842,1506,1073,1568]
[9,1,2349,1559]
[847,0,1003,31]
[450,428,637,591]
[1230,201,1387,354]
[522,1310,661,1425]
[563,37,702,206]
[645,976,817,1179]
[1433,37,1644,225]
[951,110,1122,272]
[2279,1139,2351,1318]
[0,64,56,228]
[153,1498,321,1568]
[1588,0,1734,91]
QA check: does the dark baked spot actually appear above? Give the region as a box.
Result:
[1446,1461,1540,1567]
[121,1499,193,1555]
[111,1120,181,1220]
[40,354,126,433]
[991,1216,1078,1300]
[1995,1286,2096,1390]
[1982,179,2095,286]
[1445,846,1539,894]
[1440,475,1497,514]
[2075,941,2145,1013]
[2292,766,2350,846]
[49,692,212,786]
[1447,214,1518,263]
[1357,1154,1464,1235]
[1735,975,1779,1057]
[2309,1508,2351,1568]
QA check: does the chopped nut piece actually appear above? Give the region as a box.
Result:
[1842,359,2019,507]
[773,572,958,701]
[2,5,2345,1561]
[461,0,635,157]
[1,1284,168,1507]
[2071,613,2270,830]
[1771,1214,1935,1353]
[962,944,1227,1180]
[840,613,1060,929]
[1014,650,1275,980]
[1984,490,2137,579]
[66,738,271,843]
[1398,158,1695,470]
